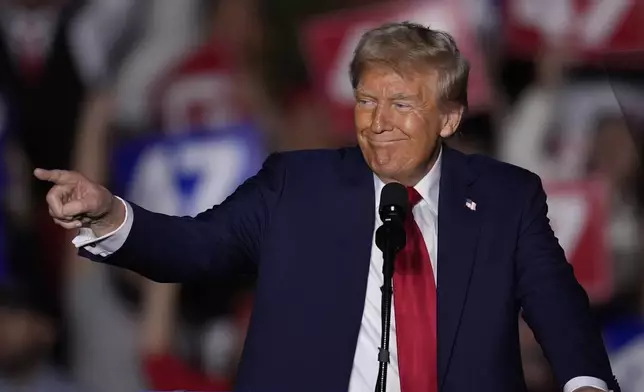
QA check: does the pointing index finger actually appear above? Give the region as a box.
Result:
[34,169,79,185]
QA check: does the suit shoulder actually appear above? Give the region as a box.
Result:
[270,147,359,175]
[264,147,360,192]
[274,147,354,163]
[463,153,545,218]
[467,153,542,190]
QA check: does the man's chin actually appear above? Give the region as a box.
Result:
[370,164,404,182]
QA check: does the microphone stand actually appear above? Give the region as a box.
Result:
[374,223,405,392]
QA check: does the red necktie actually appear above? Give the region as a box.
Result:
[394,187,438,392]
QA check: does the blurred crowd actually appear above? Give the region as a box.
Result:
[0,0,642,391]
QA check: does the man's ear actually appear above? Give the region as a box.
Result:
[439,104,464,138]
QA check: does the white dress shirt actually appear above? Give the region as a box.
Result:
[72,150,608,392]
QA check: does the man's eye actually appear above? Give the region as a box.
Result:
[357,99,375,107]
[394,102,411,109]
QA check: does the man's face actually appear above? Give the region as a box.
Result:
[354,66,462,185]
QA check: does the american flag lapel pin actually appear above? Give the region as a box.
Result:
[465,199,476,211]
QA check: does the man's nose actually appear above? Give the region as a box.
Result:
[370,105,394,133]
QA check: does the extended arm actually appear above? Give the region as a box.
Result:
[77,153,286,283]
[515,175,619,392]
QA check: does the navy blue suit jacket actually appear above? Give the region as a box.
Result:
[84,145,619,392]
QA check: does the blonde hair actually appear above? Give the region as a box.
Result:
[350,22,470,109]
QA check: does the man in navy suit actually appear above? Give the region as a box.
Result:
[36,23,618,392]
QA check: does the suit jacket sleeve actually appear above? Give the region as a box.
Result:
[515,174,619,391]
[79,153,286,283]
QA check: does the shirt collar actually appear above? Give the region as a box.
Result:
[373,146,442,214]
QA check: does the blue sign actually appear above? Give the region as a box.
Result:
[604,316,644,354]
[606,317,644,391]
[111,123,266,216]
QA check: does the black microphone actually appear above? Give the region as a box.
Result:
[374,182,408,392]
[376,182,408,253]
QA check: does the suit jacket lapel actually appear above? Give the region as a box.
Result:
[332,146,376,382]
[333,146,483,389]
[437,145,482,389]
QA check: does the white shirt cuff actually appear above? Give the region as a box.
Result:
[72,196,133,256]
[564,376,608,392]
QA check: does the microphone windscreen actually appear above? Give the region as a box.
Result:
[379,182,409,217]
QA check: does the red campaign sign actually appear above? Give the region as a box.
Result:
[504,0,644,61]
[301,0,491,136]
[150,42,245,133]
[544,179,612,302]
